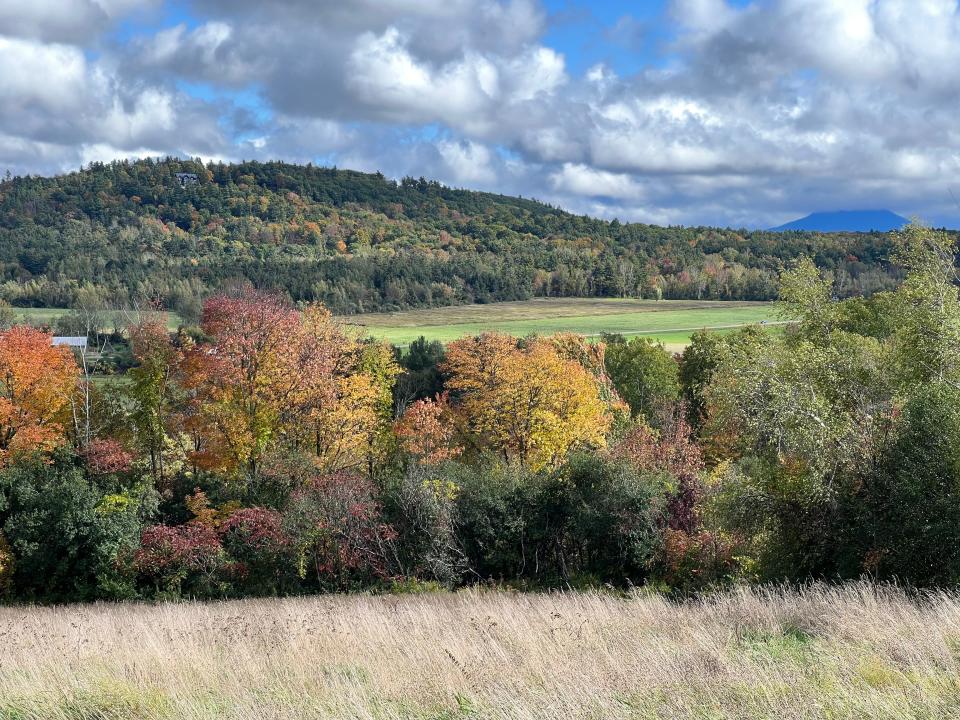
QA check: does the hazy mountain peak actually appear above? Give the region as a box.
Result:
[771,210,910,232]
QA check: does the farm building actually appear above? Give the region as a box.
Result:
[52,336,88,350]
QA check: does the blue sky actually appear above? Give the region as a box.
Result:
[1,0,959,228]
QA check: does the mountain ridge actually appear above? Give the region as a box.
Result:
[771,210,910,232]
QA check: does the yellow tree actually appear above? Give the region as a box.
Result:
[0,326,78,464]
[181,290,396,479]
[444,333,610,470]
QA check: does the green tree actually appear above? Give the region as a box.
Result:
[605,337,680,425]
[127,318,183,485]
[678,326,765,429]
[0,452,152,601]
[848,383,960,585]
[887,223,960,390]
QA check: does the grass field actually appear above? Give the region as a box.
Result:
[2,583,959,719]
[340,298,780,349]
[10,301,778,351]
[12,308,183,331]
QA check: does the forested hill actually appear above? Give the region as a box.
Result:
[0,158,905,319]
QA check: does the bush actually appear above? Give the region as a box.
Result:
[0,452,150,601]
[450,454,665,587]
[381,462,467,585]
[447,456,537,581]
[657,528,737,594]
[555,454,665,585]
[284,471,397,591]
[219,507,295,595]
[848,383,960,585]
[0,531,12,595]
[132,523,228,599]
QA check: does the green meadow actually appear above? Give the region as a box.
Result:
[340,298,780,348]
[13,308,183,331]
[11,300,781,351]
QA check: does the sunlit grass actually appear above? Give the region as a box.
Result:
[340,298,780,347]
[2,583,959,719]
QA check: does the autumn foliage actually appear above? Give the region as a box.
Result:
[394,392,462,463]
[82,438,134,475]
[0,326,78,465]
[443,333,610,470]
[0,287,735,600]
[178,288,396,478]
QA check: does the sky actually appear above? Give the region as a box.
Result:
[1,0,959,228]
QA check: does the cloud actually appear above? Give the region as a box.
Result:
[0,0,156,44]
[0,34,227,176]
[550,163,643,200]
[436,140,498,185]
[2,0,960,227]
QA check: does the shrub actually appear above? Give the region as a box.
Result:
[611,416,705,532]
[82,438,134,476]
[219,507,295,595]
[849,383,960,585]
[555,453,666,585]
[0,452,149,601]
[0,530,12,595]
[451,454,665,587]
[381,462,467,585]
[284,471,397,591]
[133,523,228,599]
[658,528,737,594]
[447,456,537,581]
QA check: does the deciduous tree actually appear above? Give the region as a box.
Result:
[444,333,610,470]
[0,326,78,464]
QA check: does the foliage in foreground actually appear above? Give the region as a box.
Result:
[0,224,959,602]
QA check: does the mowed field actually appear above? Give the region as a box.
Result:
[3,584,960,719]
[10,301,779,351]
[12,308,183,331]
[341,298,780,349]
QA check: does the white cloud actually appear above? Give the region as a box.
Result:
[0,30,227,176]
[3,0,960,227]
[0,0,156,43]
[437,140,497,185]
[0,37,87,112]
[550,163,643,200]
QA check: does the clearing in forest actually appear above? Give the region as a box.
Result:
[340,297,780,348]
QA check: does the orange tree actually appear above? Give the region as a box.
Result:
[443,333,610,470]
[179,289,396,480]
[0,326,78,465]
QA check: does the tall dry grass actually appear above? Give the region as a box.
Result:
[2,583,960,719]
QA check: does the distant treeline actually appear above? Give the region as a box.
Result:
[0,158,916,319]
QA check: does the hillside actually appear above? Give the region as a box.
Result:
[0,159,904,319]
[771,209,910,232]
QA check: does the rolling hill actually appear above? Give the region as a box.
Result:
[0,159,908,319]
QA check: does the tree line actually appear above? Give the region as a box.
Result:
[0,158,910,318]
[0,224,957,602]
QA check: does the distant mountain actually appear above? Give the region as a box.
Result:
[771,210,910,232]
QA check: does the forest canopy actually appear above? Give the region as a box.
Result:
[0,158,914,318]
[0,224,958,602]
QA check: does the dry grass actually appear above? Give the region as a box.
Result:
[3,583,960,719]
